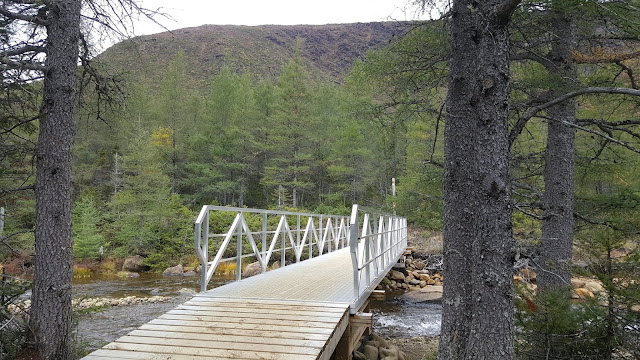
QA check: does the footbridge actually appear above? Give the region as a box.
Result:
[82,204,408,360]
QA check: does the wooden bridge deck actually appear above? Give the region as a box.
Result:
[81,248,379,360]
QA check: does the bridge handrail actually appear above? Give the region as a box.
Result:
[349,204,407,312]
[195,205,351,292]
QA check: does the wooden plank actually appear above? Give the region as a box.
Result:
[166,309,343,323]
[369,289,386,301]
[103,342,316,360]
[129,329,327,349]
[318,309,350,360]
[180,301,348,315]
[138,323,329,341]
[115,335,320,355]
[159,313,337,329]
[87,349,229,359]
[191,295,349,308]
[149,318,335,335]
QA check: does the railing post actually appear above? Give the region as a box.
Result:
[373,214,379,274]
[319,215,323,255]
[281,216,286,268]
[297,214,301,262]
[262,213,267,272]
[349,204,360,301]
[236,212,243,281]
[309,216,313,260]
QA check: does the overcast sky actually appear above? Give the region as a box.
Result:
[131,0,429,36]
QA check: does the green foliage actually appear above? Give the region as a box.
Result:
[72,197,105,260]
[516,287,612,360]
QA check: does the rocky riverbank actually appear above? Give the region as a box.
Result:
[8,295,171,316]
[353,333,408,360]
[377,252,444,303]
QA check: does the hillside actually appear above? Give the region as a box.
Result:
[96,22,411,88]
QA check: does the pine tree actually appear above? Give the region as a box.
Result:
[262,44,316,208]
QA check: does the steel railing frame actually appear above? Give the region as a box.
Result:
[195,205,350,292]
[349,204,407,313]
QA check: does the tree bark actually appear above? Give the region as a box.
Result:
[539,4,577,290]
[438,1,518,359]
[29,1,81,358]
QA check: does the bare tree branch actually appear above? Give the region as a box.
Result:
[0,56,46,71]
[509,87,640,147]
[0,185,34,194]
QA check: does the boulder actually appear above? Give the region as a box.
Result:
[178,288,196,295]
[243,261,263,278]
[571,277,586,288]
[389,270,405,282]
[520,268,537,281]
[195,265,202,274]
[419,274,431,282]
[183,270,197,277]
[362,345,378,360]
[127,272,140,278]
[380,345,399,359]
[409,279,421,286]
[370,334,388,348]
[584,280,604,293]
[353,351,367,360]
[419,280,427,288]
[163,264,184,276]
[413,261,426,270]
[122,255,145,272]
[574,288,595,299]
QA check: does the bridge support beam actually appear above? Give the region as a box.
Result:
[333,296,380,360]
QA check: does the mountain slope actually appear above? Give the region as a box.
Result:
[96,22,410,88]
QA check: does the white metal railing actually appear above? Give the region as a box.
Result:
[349,204,407,312]
[195,206,350,292]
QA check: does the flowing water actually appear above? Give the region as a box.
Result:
[370,295,442,338]
[71,275,441,352]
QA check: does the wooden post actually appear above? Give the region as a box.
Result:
[0,207,4,237]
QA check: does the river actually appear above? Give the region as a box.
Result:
[71,274,441,352]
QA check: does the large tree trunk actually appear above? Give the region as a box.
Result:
[438,1,518,359]
[539,5,577,290]
[29,1,80,358]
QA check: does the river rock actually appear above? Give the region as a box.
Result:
[380,345,399,359]
[409,279,421,286]
[584,280,604,293]
[163,264,184,276]
[353,350,367,360]
[178,288,196,295]
[413,261,426,270]
[389,270,405,281]
[183,270,197,277]
[574,288,594,299]
[571,277,586,288]
[370,333,388,348]
[122,255,145,272]
[402,284,443,302]
[520,268,536,281]
[243,261,262,278]
[362,345,378,360]
[365,340,380,348]
[419,274,431,281]
[127,272,140,278]
[195,265,202,273]
[419,280,427,288]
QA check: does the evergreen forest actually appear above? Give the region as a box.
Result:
[1,1,640,359]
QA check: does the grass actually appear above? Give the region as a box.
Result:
[215,262,237,276]
[73,265,93,278]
